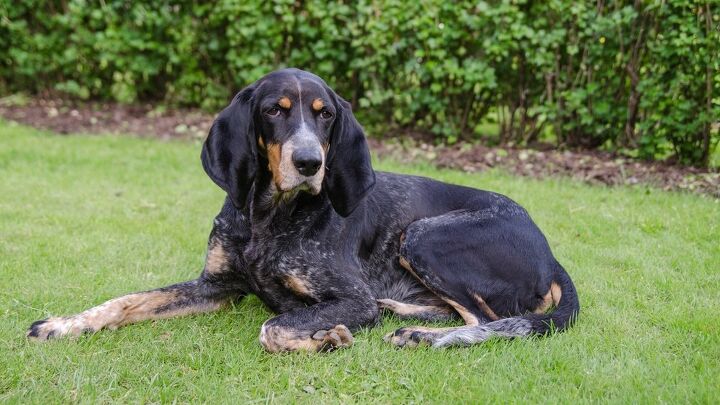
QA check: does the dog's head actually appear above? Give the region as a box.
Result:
[201,68,375,217]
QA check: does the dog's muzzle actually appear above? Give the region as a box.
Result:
[277,132,325,195]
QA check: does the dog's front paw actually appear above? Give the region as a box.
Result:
[26,317,95,341]
[311,324,354,351]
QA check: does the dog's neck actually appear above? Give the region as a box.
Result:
[248,171,329,234]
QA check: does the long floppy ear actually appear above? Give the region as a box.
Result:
[201,86,257,209]
[324,96,376,217]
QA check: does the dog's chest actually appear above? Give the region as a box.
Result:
[243,231,332,310]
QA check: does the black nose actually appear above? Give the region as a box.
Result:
[292,148,322,176]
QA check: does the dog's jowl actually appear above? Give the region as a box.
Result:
[28,68,579,351]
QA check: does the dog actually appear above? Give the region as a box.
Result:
[27,68,579,351]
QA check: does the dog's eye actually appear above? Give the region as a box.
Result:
[320,109,333,119]
[266,107,280,117]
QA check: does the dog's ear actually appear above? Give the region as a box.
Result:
[201,86,258,210]
[324,95,376,217]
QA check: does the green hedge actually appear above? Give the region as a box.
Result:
[1,0,718,166]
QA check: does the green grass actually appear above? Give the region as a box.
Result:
[1,120,718,403]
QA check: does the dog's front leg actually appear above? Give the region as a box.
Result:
[259,298,379,353]
[26,277,244,340]
[27,213,249,341]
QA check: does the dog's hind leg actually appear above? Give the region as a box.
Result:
[386,205,574,348]
[383,249,499,347]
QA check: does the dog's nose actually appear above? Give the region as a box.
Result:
[292,149,322,176]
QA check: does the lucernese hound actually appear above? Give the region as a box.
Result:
[28,68,579,351]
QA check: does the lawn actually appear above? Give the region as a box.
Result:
[1,120,718,403]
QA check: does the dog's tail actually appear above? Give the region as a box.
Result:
[434,261,580,347]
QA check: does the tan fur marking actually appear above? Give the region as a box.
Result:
[278,96,292,109]
[473,293,500,321]
[258,137,266,150]
[534,290,554,314]
[260,324,353,353]
[260,327,317,353]
[266,143,284,187]
[205,243,228,275]
[377,299,453,317]
[399,256,413,272]
[395,326,455,334]
[550,281,562,306]
[312,98,324,111]
[97,291,224,327]
[445,298,480,326]
[284,276,312,297]
[118,291,178,325]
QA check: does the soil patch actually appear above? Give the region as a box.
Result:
[0,97,212,140]
[369,140,719,198]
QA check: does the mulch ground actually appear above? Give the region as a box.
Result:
[2,97,718,198]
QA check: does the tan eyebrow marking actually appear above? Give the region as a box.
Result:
[278,97,292,109]
[312,98,324,111]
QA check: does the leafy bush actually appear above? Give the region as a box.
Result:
[1,0,717,166]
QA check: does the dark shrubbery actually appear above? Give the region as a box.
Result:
[1,0,718,166]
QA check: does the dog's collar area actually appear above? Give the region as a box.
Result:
[272,184,311,204]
